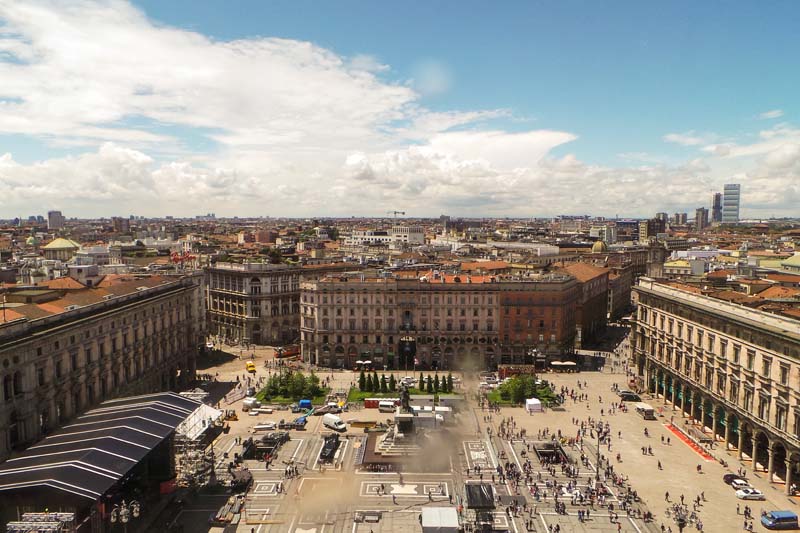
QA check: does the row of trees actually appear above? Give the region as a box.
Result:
[358,371,397,393]
[357,371,456,394]
[261,370,324,400]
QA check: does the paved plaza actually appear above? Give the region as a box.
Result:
[160,344,797,533]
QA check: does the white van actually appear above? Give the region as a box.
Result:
[378,401,396,413]
[322,413,346,432]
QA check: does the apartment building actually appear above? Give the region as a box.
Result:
[299,272,580,370]
[632,278,800,494]
[205,262,300,345]
[0,274,204,462]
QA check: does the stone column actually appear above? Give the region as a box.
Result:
[752,436,760,472]
[724,414,733,451]
[699,399,706,429]
[768,444,776,483]
[785,459,794,495]
[680,385,687,417]
[738,429,745,461]
[711,407,718,441]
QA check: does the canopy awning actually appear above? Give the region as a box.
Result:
[0,392,200,501]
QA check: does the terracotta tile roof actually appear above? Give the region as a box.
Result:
[709,290,761,304]
[38,277,86,290]
[766,273,800,284]
[707,269,735,279]
[0,308,25,324]
[459,260,510,272]
[758,286,800,300]
[559,263,609,282]
[781,308,800,320]
[664,282,703,294]
[7,303,53,320]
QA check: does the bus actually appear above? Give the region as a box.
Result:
[275,345,300,359]
[634,402,656,420]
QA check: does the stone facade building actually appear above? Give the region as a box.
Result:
[206,262,300,345]
[0,274,204,462]
[300,271,579,370]
[632,278,800,494]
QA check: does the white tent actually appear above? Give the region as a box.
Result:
[525,398,543,413]
[421,507,459,533]
[176,403,222,441]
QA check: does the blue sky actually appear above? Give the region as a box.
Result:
[134,0,798,165]
[0,1,799,217]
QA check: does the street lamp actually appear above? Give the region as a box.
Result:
[110,500,140,532]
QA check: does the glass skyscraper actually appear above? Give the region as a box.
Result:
[722,183,740,223]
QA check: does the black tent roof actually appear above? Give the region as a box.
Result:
[0,392,200,501]
[464,483,495,509]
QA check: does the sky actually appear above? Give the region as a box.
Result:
[1,0,799,219]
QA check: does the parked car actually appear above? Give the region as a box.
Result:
[246,387,256,397]
[618,393,641,402]
[723,474,747,485]
[731,479,753,490]
[761,510,799,530]
[736,488,766,500]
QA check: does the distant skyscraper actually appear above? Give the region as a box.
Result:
[655,212,669,223]
[711,192,723,223]
[673,212,688,225]
[722,184,741,223]
[47,210,65,230]
[695,207,709,231]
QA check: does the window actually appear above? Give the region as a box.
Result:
[743,389,753,410]
[780,365,790,386]
[761,358,772,379]
[732,344,741,364]
[746,350,755,371]
[758,396,769,420]
[37,367,45,386]
[776,405,787,431]
[707,334,714,352]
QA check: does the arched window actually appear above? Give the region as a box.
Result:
[3,375,11,401]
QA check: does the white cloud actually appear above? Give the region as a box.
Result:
[663,131,714,146]
[759,109,784,119]
[0,1,799,219]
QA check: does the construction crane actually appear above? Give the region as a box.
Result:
[386,210,405,220]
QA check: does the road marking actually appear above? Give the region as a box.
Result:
[215,440,237,468]
[291,438,305,461]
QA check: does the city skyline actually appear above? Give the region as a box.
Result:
[1,1,799,218]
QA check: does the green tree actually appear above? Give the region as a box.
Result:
[304,372,322,399]
[389,374,397,392]
[419,372,424,389]
[426,375,434,394]
[446,373,454,393]
[380,374,388,393]
[289,372,307,399]
[372,371,380,393]
[271,249,285,264]
[359,370,366,392]
[433,374,440,393]
[365,373,374,392]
